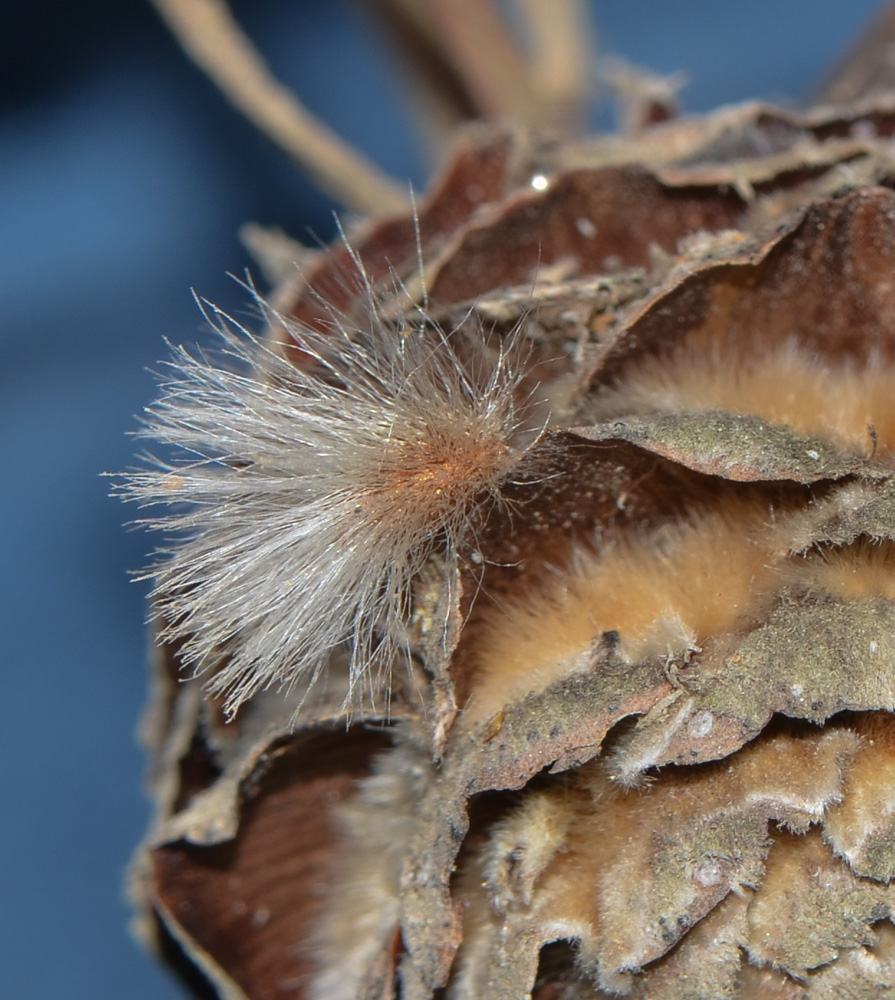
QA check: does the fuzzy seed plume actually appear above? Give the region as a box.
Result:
[118,287,527,717]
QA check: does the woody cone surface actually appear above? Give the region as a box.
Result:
[133,4,895,998]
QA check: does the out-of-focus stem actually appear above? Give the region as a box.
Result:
[384,0,531,120]
[151,0,409,216]
[513,0,591,133]
[816,0,895,104]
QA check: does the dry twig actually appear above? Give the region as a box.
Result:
[151,0,408,216]
[816,0,895,104]
[513,0,591,133]
[382,0,531,120]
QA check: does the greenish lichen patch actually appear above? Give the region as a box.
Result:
[454,728,856,997]
[570,413,866,483]
[745,829,895,975]
[806,921,895,999]
[398,659,674,989]
[610,597,895,783]
[788,479,895,553]
[623,893,750,1000]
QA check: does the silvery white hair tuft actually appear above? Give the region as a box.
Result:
[118,275,529,718]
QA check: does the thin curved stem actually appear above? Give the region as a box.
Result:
[152,0,409,216]
[513,0,591,134]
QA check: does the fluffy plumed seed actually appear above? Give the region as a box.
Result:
[119,288,527,716]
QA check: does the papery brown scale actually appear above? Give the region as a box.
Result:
[131,4,895,999]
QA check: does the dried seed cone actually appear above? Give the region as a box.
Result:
[131,32,895,1000]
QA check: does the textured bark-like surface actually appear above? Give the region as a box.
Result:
[133,12,895,998]
[452,727,859,996]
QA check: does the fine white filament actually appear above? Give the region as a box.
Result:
[119,288,525,717]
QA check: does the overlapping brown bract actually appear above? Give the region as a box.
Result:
[133,83,895,1000]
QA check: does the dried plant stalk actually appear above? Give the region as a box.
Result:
[150,0,408,214]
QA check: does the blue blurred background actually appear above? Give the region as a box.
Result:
[0,1,883,997]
